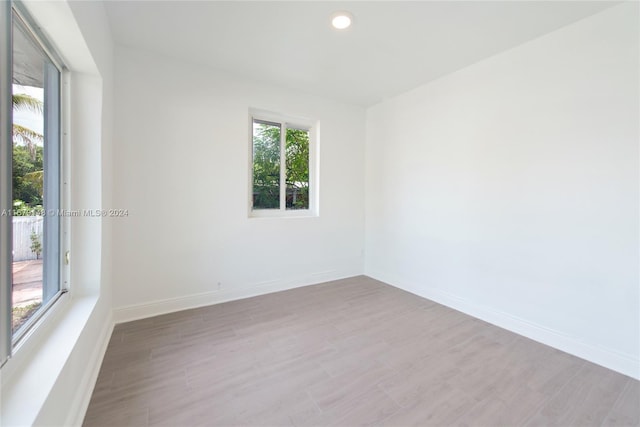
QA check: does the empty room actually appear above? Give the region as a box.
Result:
[0,0,638,426]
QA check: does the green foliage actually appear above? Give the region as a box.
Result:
[30,230,42,259]
[252,123,281,209]
[12,93,44,210]
[285,128,309,209]
[13,144,43,207]
[12,200,43,216]
[13,93,43,114]
[13,94,43,156]
[13,124,43,154]
[252,122,310,210]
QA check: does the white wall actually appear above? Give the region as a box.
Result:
[365,3,639,379]
[35,0,116,423]
[112,47,365,319]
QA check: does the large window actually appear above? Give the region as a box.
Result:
[1,3,65,366]
[250,111,317,216]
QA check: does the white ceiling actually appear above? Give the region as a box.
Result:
[103,1,617,107]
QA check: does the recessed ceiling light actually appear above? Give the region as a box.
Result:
[331,11,353,30]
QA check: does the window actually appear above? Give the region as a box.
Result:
[250,111,317,216]
[1,3,65,366]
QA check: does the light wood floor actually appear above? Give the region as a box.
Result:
[84,276,639,426]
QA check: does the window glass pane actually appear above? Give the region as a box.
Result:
[11,12,60,334]
[285,128,309,210]
[252,120,280,209]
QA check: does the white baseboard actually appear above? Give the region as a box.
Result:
[366,270,640,380]
[113,268,362,324]
[64,311,114,427]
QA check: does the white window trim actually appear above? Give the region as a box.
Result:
[0,0,12,365]
[248,108,319,218]
[1,1,70,362]
[0,0,106,423]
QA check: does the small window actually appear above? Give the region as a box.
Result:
[250,111,317,216]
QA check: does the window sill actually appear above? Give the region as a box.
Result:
[0,293,99,426]
[249,209,318,219]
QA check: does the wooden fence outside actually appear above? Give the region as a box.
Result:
[12,216,43,262]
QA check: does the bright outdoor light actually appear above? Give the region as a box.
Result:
[331,11,353,30]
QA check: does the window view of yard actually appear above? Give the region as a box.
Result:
[12,260,42,331]
[12,86,45,331]
[252,119,310,210]
[8,10,62,338]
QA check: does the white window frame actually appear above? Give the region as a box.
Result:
[0,1,69,365]
[249,109,318,218]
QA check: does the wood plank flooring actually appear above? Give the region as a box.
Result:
[83,276,639,426]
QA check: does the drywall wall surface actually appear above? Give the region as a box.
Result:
[365,3,639,378]
[112,47,366,315]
